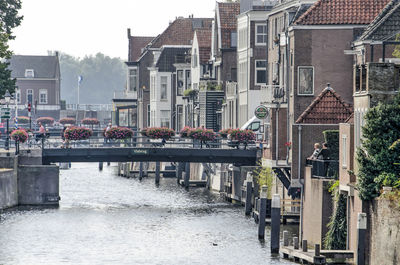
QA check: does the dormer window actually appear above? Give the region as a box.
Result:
[25,69,34,78]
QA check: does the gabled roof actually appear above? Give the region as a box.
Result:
[151,17,213,48]
[9,55,59,79]
[295,0,392,25]
[129,36,155,62]
[194,29,212,64]
[359,0,400,41]
[296,86,353,124]
[216,2,240,48]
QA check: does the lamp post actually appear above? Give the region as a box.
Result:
[4,90,12,150]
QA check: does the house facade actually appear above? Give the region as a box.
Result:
[9,54,61,120]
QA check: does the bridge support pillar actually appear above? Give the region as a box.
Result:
[271,194,281,254]
[258,185,268,240]
[139,162,143,180]
[99,162,103,171]
[184,162,190,189]
[155,162,160,185]
[176,163,184,184]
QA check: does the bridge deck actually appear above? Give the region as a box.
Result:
[42,147,259,165]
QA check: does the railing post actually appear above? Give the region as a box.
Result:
[357,213,367,265]
[155,161,160,185]
[271,194,281,254]
[245,173,253,216]
[258,185,268,240]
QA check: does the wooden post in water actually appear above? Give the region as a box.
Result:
[176,162,183,184]
[139,162,143,180]
[245,173,253,216]
[293,237,299,249]
[258,185,268,239]
[155,162,160,185]
[357,213,367,265]
[184,163,190,189]
[315,244,320,256]
[302,240,308,252]
[99,162,103,171]
[271,194,281,254]
[283,231,289,247]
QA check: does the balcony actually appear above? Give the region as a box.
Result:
[260,85,286,104]
[306,159,339,179]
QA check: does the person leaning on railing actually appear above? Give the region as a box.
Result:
[317,143,330,160]
[308,143,321,160]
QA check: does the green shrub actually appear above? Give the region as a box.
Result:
[324,193,347,250]
[374,172,398,188]
[323,130,339,161]
[252,165,273,199]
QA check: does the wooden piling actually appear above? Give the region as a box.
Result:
[99,162,103,171]
[245,176,253,216]
[155,162,160,185]
[184,163,190,189]
[271,194,281,254]
[258,185,268,240]
[357,213,367,265]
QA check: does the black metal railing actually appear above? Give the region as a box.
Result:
[307,159,339,179]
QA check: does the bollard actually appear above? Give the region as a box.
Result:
[302,240,308,252]
[184,163,190,189]
[315,244,320,256]
[283,231,289,247]
[258,185,268,240]
[155,162,160,185]
[271,194,281,254]
[293,237,299,249]
[99,162,103,171]
[139,162,143,180]
[357,213,367,265]
[245,173,253,216]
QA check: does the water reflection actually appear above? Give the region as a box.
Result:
[0,163,296,265]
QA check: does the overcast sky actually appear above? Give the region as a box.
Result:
[9,0,216,60]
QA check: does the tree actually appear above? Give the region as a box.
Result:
[0,0,23,97]
[357,95,400,200]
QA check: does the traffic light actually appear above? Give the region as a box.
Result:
[28,103,31,112]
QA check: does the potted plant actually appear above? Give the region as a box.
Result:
[81,118,100,126]
[219,128,232,139]
[180,126,193,138]
[146,127,175,140]
[36,117,55,126]
[11,129,28,143]
[104,127,134,140]
[59,118,76,125]
[15,116,29,124]
[64,126,93,141]
[188,127,216,142]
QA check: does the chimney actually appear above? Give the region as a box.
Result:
[127,28,131,38]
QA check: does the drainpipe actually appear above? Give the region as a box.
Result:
[275,104,280,162]
[285,13,290,165]
[298,125,302,180]
[246,12,250,124]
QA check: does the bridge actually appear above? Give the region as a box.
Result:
[42,147,259,165]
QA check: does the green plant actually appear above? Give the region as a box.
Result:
[374,172,398,188]
[324,193,347,250]
[183,89,197,97]
[357,95,400,200]
[328,180,340,194]
[253,164,273,199]
[323,130,339,161]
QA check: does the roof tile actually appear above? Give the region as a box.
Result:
[129,36,154,62]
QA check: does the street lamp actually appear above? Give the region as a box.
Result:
[4,89,12,150]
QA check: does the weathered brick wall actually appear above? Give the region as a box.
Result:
[369,198,400,265]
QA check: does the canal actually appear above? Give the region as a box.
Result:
[0,163,297,264]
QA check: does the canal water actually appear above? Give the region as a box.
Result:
[0,163,296,265]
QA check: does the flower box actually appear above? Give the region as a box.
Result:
[219,128,232,139]
[15,116,29,124]
[81,118,100,125]
[229,129,255,143]
[180,126,193,138]
[11,129,28,143]
[64,126,93,140]
[188,128,216,142]
[36,117,55,125]
[105,127,134,140]
[146,127,175,139]
[59,118,76,125]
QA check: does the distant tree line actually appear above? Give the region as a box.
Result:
[53,52,126,104]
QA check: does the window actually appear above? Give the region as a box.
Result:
[255,60,267,85]
[231,32,237,48]
[342,135,347,168]
[298,66,314,95]
[147,104,151,127]
[247,121,260,131]
[185,70,191,90]
[129,69,137,92]
[177,70,184,95]
[39,89,48,104]
[25,69,34,78]
[27,89,33,104]
[256,24,267,45]
[161,76,168,100]
[231,68,237,82]
[177,105,183,131]
[160,110,170,128]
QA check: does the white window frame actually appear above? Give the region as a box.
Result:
[25,69,34,78]
[160,110,170,128]
[342,134,347,168]
[128,68,138,92]
[26,89,34,104]
[297,66,314,96]
[160,76,168,100]
[255,23,267,46]
[255,60,267,85]
[39,89,48,104]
